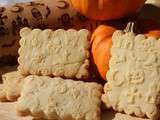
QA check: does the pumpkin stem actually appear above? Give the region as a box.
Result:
[125,22,136,33]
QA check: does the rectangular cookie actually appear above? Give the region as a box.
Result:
[0,84,6,102]
[16,75,102,120]
[18,28,90,79]
[102,30,160,119]
[0,71,25,101]
[0,65,17,82]
[113,113,151,120]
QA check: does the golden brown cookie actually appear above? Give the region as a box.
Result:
[18,28,90,79]
[16,75,102,120]
[0,71,25,102]
[113,113,151,120]
[0,65,17,81]
[102,30,160,120]
[0,84,6,102]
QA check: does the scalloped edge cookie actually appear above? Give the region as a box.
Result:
[113,113,151,120]
[0,71,25,102]
[18,28,90,79]
[102,30,160,120]
[16,75,102,120]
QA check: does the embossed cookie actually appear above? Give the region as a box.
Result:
[0,65,17,81]
[0,84,6,102]
[113,113,151,120]
[18,28,90,79]
[0,71,25,101]
[16,75,102,120]
[102,30,160,119]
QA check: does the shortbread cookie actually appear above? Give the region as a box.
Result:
[102,30,160,119]
[0,84,6,102]
[16,75,102,120]
[18,28,90,79]
[113,113,151,120]
[0,65,17,81]
[0,71,25,101]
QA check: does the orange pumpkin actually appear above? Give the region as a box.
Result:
[91,25,117,80]
[69,0,146,20]
[91,19,160,80]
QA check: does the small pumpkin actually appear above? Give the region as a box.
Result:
[91,19,160,80]
[91,25,117,80]
[69,0,146,20]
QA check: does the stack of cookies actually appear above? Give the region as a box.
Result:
[1,25,160,120]
[0,27,103,120]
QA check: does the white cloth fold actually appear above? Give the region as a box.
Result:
[0,0,32,5]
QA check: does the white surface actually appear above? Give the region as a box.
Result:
[0,0,32,5]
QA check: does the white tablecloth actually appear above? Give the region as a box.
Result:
[0,0,32,5]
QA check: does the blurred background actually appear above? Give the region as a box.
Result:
[0,0,159,5]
